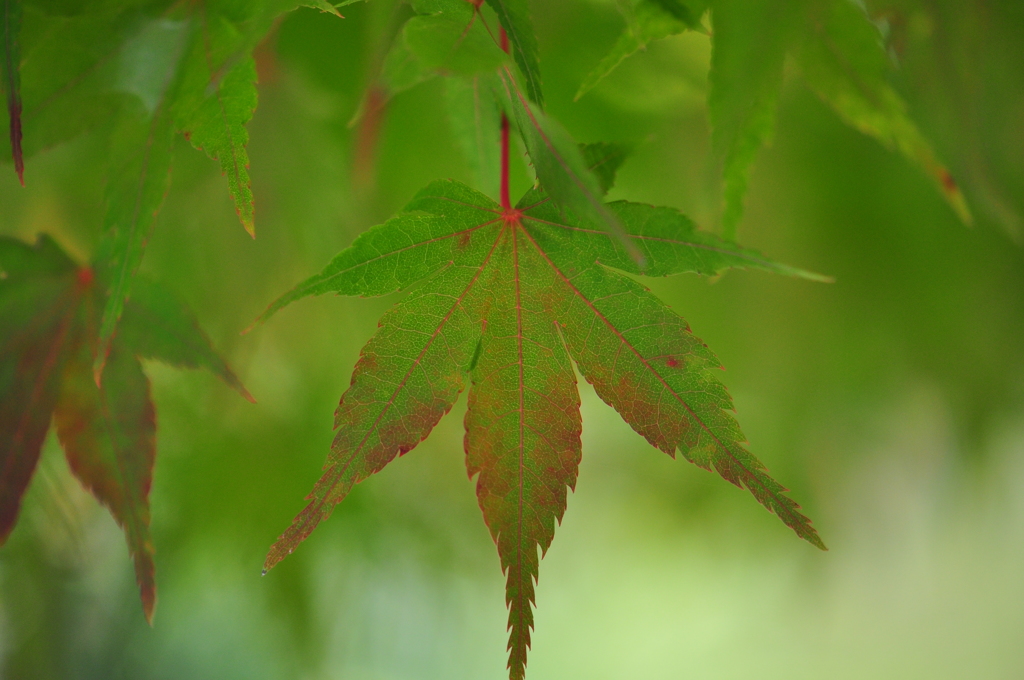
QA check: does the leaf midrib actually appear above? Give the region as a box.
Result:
[510,222,528,668]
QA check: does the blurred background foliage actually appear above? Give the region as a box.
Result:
[2,0,1024,678]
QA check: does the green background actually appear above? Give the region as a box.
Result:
[2,0,1023,677]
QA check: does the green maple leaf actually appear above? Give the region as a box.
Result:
[0,234,252,623]
[791,0,972,225]
[254,148,826,679]
[93,0,338,380]
[0,0,336,381]
[577,0,972,237]
[2,1,144,170]
[711,0,972,234]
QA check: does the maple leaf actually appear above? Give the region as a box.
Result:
[578,0,972,238]
[254,144,826,677]
[0,234,252,623]
[93,1,336,380]
[1,2,142,165]
[713,0,973,232]
[0,0,334,381]
[791,0,972,225]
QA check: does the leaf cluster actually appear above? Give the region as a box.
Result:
[0,235,251,622]
[0,0,980,678]
[1,0,324,623]
[577,0,970,237]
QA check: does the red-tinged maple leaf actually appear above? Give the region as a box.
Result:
[254,143,828,678]
[0,234,253,623]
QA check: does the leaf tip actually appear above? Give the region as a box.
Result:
[92,355,107,389]
[803,527,828,551]
[240,386,258,404]
[786,505,827,551]
[311,0,344,17]
[262,550,284,575]
[0,516,17,548]
[938,169,973,226]
[242,309,272,335]
[138,563,157,625]
[264,533,299,574]
[245,294,290,333]
[777,263,834,284]
[803,270,835,284]
[218,365,257,404]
